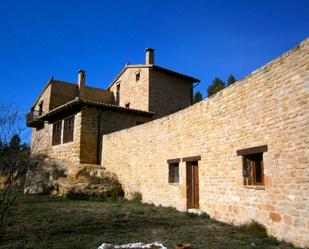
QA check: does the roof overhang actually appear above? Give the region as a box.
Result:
[107,64,200,90]
[40,97,155,122]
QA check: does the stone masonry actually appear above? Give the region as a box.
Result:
[102,39,309,247]
[30,48,197,166]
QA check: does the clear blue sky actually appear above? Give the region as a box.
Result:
[0,0,308,114]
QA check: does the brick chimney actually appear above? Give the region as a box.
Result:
[78,69,86,98]
[145,48,154,65]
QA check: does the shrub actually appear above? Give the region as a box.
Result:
[66,190,124,202]
[186,212,198,218]
[237,221,267,238]
[131,192,142,203]
[200,212,210,219]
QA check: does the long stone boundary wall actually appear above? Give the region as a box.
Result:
[102,39,309,247]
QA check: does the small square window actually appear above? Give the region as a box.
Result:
[168,163,179,184]
[38,101,44,116]
[242,153,264,186]
[135,71,140,81]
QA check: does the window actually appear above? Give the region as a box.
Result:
[38,101,43,116]
[168,163,179,184]
[63,116,74,143]
[135,71,140,81]
[237,145,267,187]
[116,83,120,104]
[125,102,130,108]
[52,121,62,146]
[242,153,264,186]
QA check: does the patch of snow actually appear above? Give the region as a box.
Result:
[187,208,203,215]
[98,241,167,249]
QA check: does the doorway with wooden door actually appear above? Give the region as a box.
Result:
[186,161,199,209]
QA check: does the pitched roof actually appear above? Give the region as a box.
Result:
[31,79,77,110]
[40,97,155,120]
[107,64,200,89]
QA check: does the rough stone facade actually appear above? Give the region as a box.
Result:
[80,107,152,164]
[108,64,197,118]
[28,41,309,247]
[109,67,150,111]
[31,111,82,168]
[102,39,309,247]
[30,48,197,166]
[149,68,193,118]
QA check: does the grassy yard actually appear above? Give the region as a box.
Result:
[0,194,299,249]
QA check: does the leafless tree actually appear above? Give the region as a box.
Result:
[0,103,37,231]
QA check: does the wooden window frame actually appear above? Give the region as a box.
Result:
[168,162,179,184]
[52,120,62,146]
[63,116,74,143]
[237,145,267,187]
[242,153,264,186]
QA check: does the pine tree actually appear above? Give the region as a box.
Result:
[207,77,225,97]
[9,134,21,151]
[193,91,203,103]
[227,75,237,86]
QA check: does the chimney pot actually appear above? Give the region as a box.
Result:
[145,48,155,65]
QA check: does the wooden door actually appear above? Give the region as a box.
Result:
[186,161,199,209]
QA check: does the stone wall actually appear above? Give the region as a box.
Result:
[80,106,152,164]
[31,112,82,169]
[149,69,193,118]
[84,86,115,104]
[50,81,78,110]
[109,67,150,111]
[102,39,309,247]
[32,83,52,114]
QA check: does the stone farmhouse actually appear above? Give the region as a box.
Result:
[27,39,309,247]
[27,48,199,166]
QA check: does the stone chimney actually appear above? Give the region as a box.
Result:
[145,48,154,65]
[78,69,86,98]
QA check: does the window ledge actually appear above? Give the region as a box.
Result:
[244,185,265,190]
[169,183,179,186]
[63,141,74,144]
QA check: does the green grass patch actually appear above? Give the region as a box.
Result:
[0,194,300,249]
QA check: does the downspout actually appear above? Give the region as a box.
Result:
[96,110,104,165]
[191,81,200,104]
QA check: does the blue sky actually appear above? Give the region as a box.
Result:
[0,0,308,116]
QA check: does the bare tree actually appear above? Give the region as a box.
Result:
[0,103,37,231]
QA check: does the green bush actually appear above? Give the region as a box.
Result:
[131,191,142,203]
[237,220,268,238]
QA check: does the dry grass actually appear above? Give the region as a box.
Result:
[0,194,300,249]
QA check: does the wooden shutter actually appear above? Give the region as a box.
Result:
[52,121,62,145]
[168,164,174,183]
[243,156,253,186]
[63,116,74,143]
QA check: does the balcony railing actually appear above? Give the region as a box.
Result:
[26,110,44,127]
